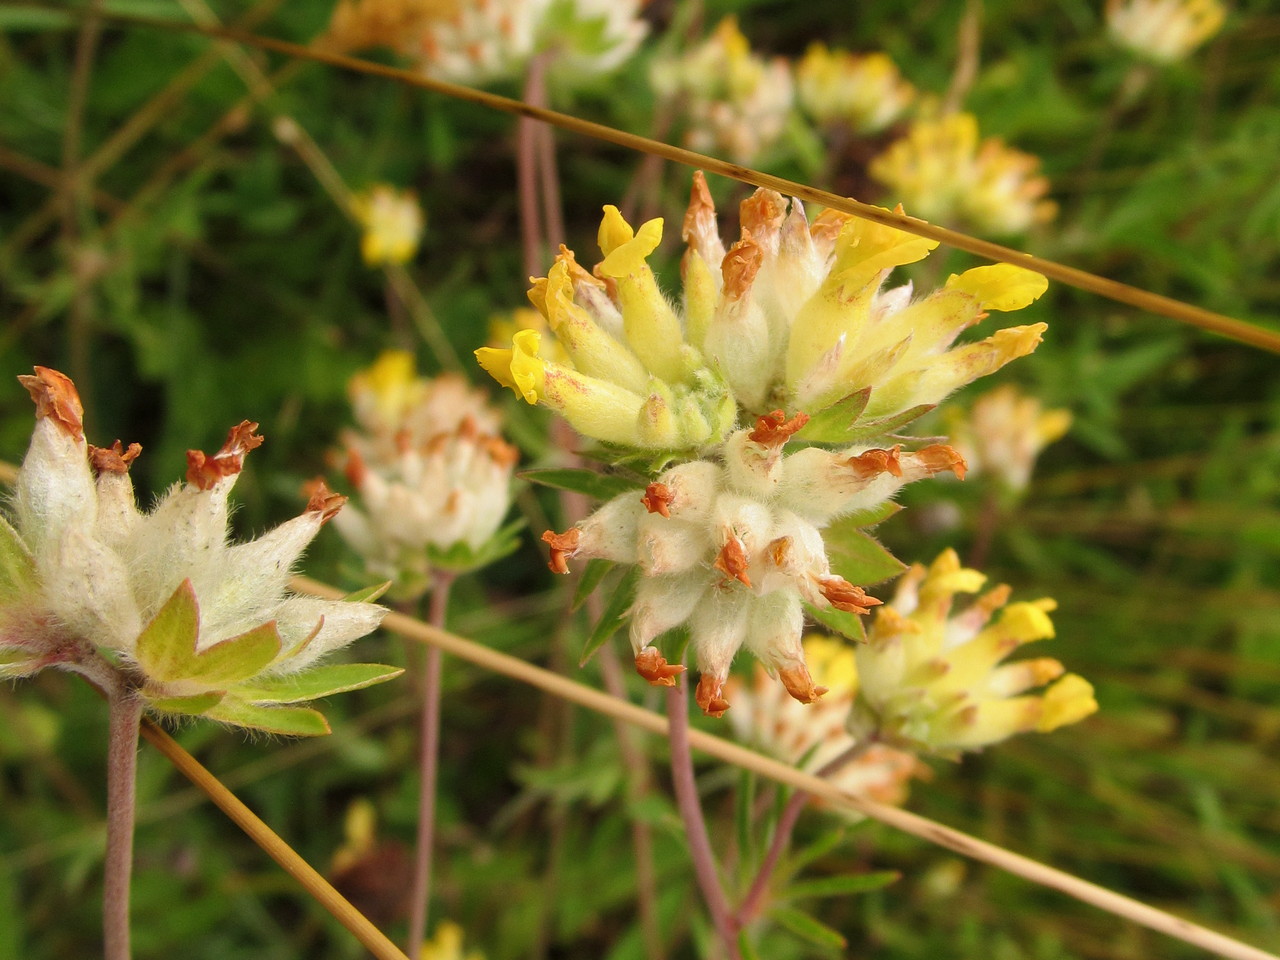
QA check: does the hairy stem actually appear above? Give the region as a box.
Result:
[736,738,877,926]
[666,676,738,959]
[406,573,454,959]
[103,684,142,960]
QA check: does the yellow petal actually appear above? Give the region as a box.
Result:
[1037,674,1097,732]
[945,264,1049,312]
[474,330,545,404]
[598,214,664,278]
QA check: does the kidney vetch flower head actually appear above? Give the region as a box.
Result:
[0,368,397,735]
[795,43,916,136]
[849,549,1097,758]
[351,184,426,267]
[477,174,1054,716]
[333,351,520,598]
[945,384,1072,494]
[1105,0,1225,62]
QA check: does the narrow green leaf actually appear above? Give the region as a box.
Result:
[784,871,901,900]
[738,929,762,960]
[145,691,225,716]
[202,699,331,736]
[233,663,404,704]
[0,516,35,605]
[134,580,202,682]
[823,519,906,587]
[804,602,867,643]
[735,767,757,870]
[571,559,615,612]
[579,567,638,667]
[343,581,392,604]
[519,467,644,502]
[839,500,902,529]
[795,388,871,444]
[428,518,526,573]
[185,621,282,686]
[770,907,848,949]
[841,403,935,443]
[787,826,851,874]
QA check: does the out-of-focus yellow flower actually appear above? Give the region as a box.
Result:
[795,43,915,135]
[1106,0,1225,62]
[350,185,425,266]
[651,17,794,164]
[421,920,485,960]
[727,635,922,809]
[850,549,1097,757]
[335,353,518,596]
[323,0,459,55]
[870,112,1056,235]
[946,384,1071,492]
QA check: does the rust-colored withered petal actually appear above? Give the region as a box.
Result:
[916,443,967,480]
[847,445,903,479]
[695,674,731,717]
[641,482,674,518]
[18,367,84,441]
[89,440,142,475]
[541,528,581,575]
[303,478,348,524]
[635,647,685,686]
[748,409,810,447]
[713,537,752,588]
[818,576,883,615]
[778,663,828,705]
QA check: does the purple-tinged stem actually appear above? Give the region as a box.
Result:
[406,572,455,959]
[666,676,739,959]
[103,684,142,960]
[517,55,549,279]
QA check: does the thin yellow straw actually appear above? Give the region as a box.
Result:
[138,719,411,960]
[289,575,1280,960]
[15,2,1280,355]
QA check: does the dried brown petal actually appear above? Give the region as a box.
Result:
[18,367,84,441]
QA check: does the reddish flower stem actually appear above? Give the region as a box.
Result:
[517,55,549,279]
[666,676,739,959]
[736,737,876,926]
[103,684,142,960]
[406,572,455,959]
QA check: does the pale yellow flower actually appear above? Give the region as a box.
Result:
[1106,0,1226,61]
[421,920,484,960]
[350,185,425,266]
[795,43,915,134]
[946,384,1071,492]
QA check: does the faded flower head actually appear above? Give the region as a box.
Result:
[795,43,915,135]
[850,549,1097,757]
[1106,0,1225,62]
[541,410,967,716]
[726,634,921,808]
[351,185,425,267]
[651,17,794,164]
[870,112,1056,235]
[478,172,1050,455]
[946,384,1071,492]
[334,352,519,595]
[0,368,395,736]
[322,0,459,56]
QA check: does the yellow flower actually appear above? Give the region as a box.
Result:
[421,920,484,960]
[1106,0,1225,62]
[350,185,424,266]
[795,44,915,134]
[850,549,1097,757]
[946,384,1072,492]
[486,307,572,368]
[870,112,1055,235]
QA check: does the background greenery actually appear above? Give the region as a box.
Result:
[2,0,1279,957]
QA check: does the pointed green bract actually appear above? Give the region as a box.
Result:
[794,388,871,444]
[145,691,226,716]
[185,621,282,686]
[343,581,392,604]
[202,698,332,736]
[805,601,867,644]
[823,520,907,587]
[233,663,403,705]
[134,579,202,683]
[0,516,36,606]
[579,567,638,667]
[770,906,848,949]
[519,467,645,501]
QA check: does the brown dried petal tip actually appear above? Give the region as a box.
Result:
[303,478,347,524]
[18,367,84,441]
[818,576,883,615]
[777,663,828,705]
[695,674,731,717]
[641,482,674,518]
[89,440,142,475]
[635,647,685,687]
[186,420,264,490]
[714,537,752,588]
[748,409,810,447]
[917,443,967,480]
[682,170,717,244]
[541,528,581,575]
[720,232,763,302]
[847,445,902,479]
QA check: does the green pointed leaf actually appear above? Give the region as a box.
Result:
[572,559,615,612]
[202,699,331,736]
[804,602,867,643]
[787,826,852,874]
[579,567,638,667]
[519,467,645,502]
[784,871,900,900]
[427,518,526,574]
[840,500,903,529]
[135,580,202,682]
[841,403,935,443]
[185,621,282,686]
[145,691,226,716]
[823,519,906,587]
[232,663,404,704]
[343,581,392,604]
[795,388,871,444]
[0,516,36,605]
[770,907,848,949]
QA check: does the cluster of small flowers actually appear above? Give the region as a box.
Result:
[1105,0,1226,62]
[946,384,1072,493]
[350,184,426,267]
[331,351,519,599]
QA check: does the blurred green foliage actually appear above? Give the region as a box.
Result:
[2,0,1280,958]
